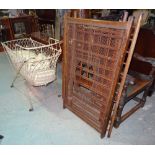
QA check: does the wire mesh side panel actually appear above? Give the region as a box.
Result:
[2,38,62,86]
[63,17,132,137]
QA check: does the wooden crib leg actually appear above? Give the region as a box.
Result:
[54,78,61,97]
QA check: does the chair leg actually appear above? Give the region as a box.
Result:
[114,82,128,128]
[114,99,126,128]
[115,86,150,127]
[140,87,150,108]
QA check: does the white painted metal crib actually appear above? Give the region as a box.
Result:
[1,37,62,111]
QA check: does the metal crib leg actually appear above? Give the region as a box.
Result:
[28,97,34,112]
[10,61,26,88]
[10,71,20,88]
[29,105,34,112]
[27,84,34,112]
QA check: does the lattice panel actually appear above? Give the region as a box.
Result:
[63,17,132,137]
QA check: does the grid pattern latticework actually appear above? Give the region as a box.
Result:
[64,17,131,136]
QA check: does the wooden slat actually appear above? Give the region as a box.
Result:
[66,104,102,132]
[121,102,143,123]
[107,15,142,137]
[66,16,130,30]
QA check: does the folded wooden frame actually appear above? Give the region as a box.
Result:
[62,14,142,138]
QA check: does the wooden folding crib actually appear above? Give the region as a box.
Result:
[62,13,153,138]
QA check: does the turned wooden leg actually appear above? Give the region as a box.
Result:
[63,104,66,109]
[114,81,128,128]
[140,87,150,107]
[100,132,106,139]
[114,99,126,128]
[63,97,67,109]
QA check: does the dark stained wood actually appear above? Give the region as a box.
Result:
[107,15,142,137]
[127,79,151,98]
[112,16,155,131]
[0,17,14,40]
[36,9,56,26]
[0,15,39,52]
[130,26,155,95]
[114,76,153,128]
[134,26,155,58]
[1,15,39,40]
